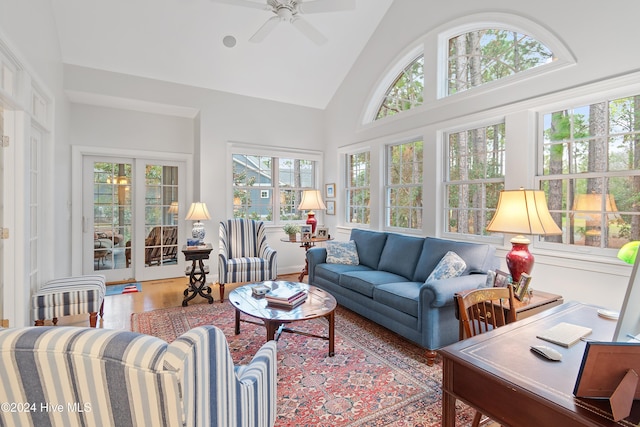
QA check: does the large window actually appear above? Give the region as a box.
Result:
[232,154,317,222]
[445,124,505,236]
[539,94,640,251]
[346,151,370,224]
[385,140,423,229]
[448,29,553,96]
[375,55,424,121]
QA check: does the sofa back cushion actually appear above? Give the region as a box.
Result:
[377,233,425,279]
[413,237,496,282]
[350,229,388,269]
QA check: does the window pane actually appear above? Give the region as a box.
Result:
[346,151,371,225]
[386,141,423,229]
[540,94,640,252]
[232,153,317,223]
[448,29,553,95]
[376,55,424,120]
[445,123,505,236]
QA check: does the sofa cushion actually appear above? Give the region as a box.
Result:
[413,237,495,282]
[339,270,408,298]
[350,229,388,269]
[315,263,372,283]
[326,240,360,265]
[373,282,421,318]
[426,251,466,282]
[377,233,424,279]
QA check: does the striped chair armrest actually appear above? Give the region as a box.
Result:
[164,325,277,427]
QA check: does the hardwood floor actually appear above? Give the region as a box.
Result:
[55,273,303,330]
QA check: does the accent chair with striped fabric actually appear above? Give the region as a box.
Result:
[218,219,277,302]
[0,325,277,427]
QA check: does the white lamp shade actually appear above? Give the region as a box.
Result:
[168,201,179,214]
[185,202,211,221]
[298,190,327,211]
[486,189,562,236]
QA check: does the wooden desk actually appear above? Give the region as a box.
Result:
[441,302,640,426]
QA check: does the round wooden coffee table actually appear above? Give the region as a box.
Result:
[228,281,337,356]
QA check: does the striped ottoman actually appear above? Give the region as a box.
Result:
[32,275,106,327]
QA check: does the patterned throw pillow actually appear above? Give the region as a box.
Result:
[426,251,466,282]
[326,241,360,265]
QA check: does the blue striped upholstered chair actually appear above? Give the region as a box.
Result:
[218,219,277,302]
[32,274,106,327]
[0,325,277,427]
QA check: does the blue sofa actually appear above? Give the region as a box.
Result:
[306,229,498,365]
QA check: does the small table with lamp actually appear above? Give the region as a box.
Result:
[181,244,214,306]
[281,236,333,281]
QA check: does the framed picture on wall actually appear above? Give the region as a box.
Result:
[326,200,335,215]
[325,183,335,199]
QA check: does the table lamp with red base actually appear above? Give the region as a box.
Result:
[486,189,562,283]
[298,189,327,235]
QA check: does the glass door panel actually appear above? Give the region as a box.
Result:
[88,160,133,281]
[143,165,178,268]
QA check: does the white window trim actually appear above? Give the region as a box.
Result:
[436,12,576,101]
[344,149,372,226]
[226,142,323,226]
[440,118,507,244]
[384,137,424,233]
[361,44,425,125]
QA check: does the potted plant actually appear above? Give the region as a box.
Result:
[282,224,300,241]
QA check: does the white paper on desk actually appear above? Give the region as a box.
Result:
[536,322,592,347]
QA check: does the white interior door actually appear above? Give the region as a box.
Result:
[83,157,134,282]
[134,160,184,282]
[0,105,5,324]
[82,156,185,282]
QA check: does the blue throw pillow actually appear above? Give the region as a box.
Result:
[326,241,360,265]
[426,251,466,282]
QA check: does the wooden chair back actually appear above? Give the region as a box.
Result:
[455,285,517,340]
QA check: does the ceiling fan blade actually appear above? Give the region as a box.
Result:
[291,16,327,45]
[249,16,281,43]
[210,0,269,11]
[298,0,356,14]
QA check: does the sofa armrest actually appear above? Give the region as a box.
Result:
[420,274,489,308]
[306,247,327,284]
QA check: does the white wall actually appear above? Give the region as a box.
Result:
[63,65,326,277]
[0,0,69,325]
[323,0,640,310]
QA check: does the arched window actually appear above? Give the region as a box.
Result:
[374,55,424,120]
[447,29,553,96]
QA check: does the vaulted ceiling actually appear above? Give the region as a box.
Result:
[51,0,394,109]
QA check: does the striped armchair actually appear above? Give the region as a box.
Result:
[0,325,277,427]
[218,219,277,301]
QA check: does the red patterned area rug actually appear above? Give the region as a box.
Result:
[131,302,478,426]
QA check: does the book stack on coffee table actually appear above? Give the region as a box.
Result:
[265,282,307,309]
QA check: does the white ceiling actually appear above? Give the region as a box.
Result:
[51,0,394,109]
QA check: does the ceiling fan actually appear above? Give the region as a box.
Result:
[212,0,356,45]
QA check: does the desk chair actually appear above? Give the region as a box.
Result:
[455,285,516,427]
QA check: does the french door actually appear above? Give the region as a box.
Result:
[83,156,185,282]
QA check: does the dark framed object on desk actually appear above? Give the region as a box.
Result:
[574,341,640,421]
